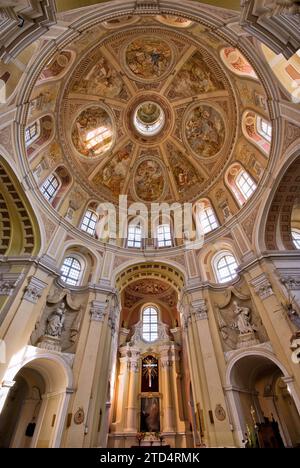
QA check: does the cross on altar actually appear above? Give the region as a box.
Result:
[142,357,158,388]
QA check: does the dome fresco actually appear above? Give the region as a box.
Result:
[24,14,271,217]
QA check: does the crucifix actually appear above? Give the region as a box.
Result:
[142,357,158,388]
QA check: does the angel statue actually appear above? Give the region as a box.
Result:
[45,302,66,337]
[232,301,256,335]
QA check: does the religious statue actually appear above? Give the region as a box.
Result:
[45,302,66,337]
[232,301,256,335]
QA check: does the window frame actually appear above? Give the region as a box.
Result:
[197,202,219,234]
[60,255,84,287]
[292,228,300,249]
[40,173,60,202]
[156,223,172,248]
[127,223,143,248]
[257,116,272,142]
[236,170,257,201]
[25,121,40,146]
[213,250,239,284]
[142,305,159,343]
[80,209,98,236]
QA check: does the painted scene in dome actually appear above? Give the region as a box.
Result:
[185,105,225,157]
[167,51,224,99]
[71,55,125,99]
[92,144,133,196]
[125,37,172,80]
[134,158,165,201]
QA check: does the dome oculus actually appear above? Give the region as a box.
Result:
[134,101,165,136]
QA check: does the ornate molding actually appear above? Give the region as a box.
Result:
[280,275,300,291]
[90,300,107,322]
[0,272,23,296]
[23,276,47,303]
[191,299,208,321]
[251,273,274,300]
[0,1,57,63]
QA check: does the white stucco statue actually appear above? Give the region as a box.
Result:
[232,301,256,334]
[45,302,66,337]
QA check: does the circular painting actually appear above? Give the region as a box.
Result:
[185,105,225,158]
[71,106,114,158]
[134,158,165,202]
[125,37,172,81]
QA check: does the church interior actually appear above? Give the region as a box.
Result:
[0,0,300,448]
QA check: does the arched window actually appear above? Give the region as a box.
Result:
[40,174,59,202]
[292,229,300,249]
[214,251,238,284]
[25,121,39,146]
[81,209,98,236]
[127,223,142,248]
[142,306,158,342]
[226,163,257,206]
[236,170,257,200]
[257,116,272,142]
[242,111,271,155]
[197,199,219,234]
[60,256,82,286]
[156,224,172,247]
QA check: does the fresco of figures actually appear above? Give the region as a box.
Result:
[37,51,72,83]
[125,37,172,80]
[92,144,133,196]
[71,106,113,157]
[166,143,203,195]
[134,158,165,201]
[185,105,225,157]
[221,47,257,79]
[167,52,224,99]
[156,15,193,28]
[71,55,125,99]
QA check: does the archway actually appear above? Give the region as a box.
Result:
[108,262,192,448]
[0,355,72,448]
[226,353,300,448]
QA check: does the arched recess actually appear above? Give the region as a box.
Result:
[115,261,185,295]
[220,47,258,80]
[0,156,41,256]
[264,155,300,250]
[0,352,72,448]
[225,351,300,448]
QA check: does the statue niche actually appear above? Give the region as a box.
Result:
[30,286,82,353]
[215,291,268,351]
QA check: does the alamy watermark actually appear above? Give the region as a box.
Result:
[94,195,206,250]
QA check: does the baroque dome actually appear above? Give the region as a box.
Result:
[23,13,272,225]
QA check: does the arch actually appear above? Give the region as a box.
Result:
[220,47,258,80]
[0,156,41,256]
[114,261,186,294]
[225,350,300,448]
[0,350,73,448]
[264,155,300,250]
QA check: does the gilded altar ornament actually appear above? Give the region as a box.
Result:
[215,404,226,421]
[74,407,85,425]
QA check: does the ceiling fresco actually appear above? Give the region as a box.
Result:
[25,13,270,211]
